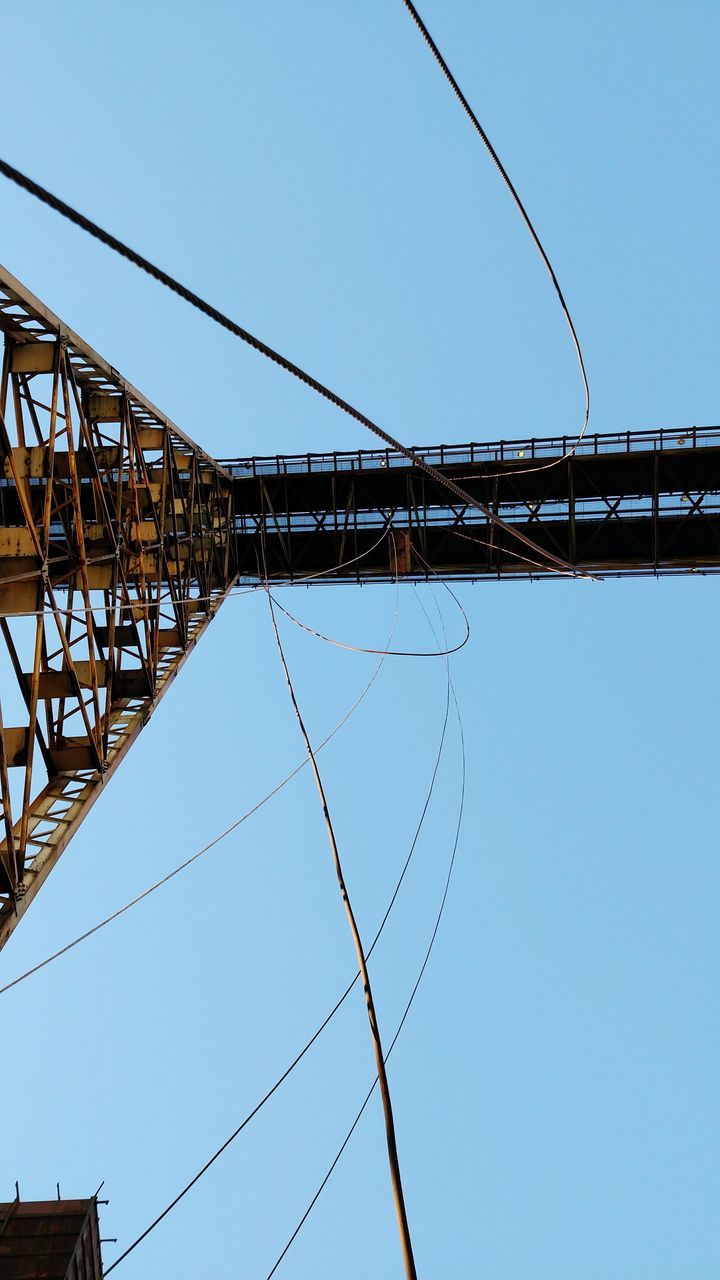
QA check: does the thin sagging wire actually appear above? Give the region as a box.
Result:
[0,538,399,999]
[264,595,466,1277]
[263,534,418,1278]
[400,0,590,480]
[268,533,479,652]
[267,582,470,657]
[409,527,599,586]
[419,528,582,581]
[104,566,452,1275]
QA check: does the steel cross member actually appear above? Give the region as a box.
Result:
[0,268,237,950]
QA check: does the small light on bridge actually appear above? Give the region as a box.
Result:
[517,449,526,458]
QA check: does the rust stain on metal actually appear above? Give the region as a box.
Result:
[0,267,238,950]
[0,1198,103,1279]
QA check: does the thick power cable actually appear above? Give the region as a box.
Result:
[265,587,418,1280]
[399,0,590,479]
[0,155,574,576]
[104,567,452,1275]
[264,623,466,1277]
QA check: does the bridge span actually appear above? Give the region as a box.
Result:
[225,425,720,583]
[0,265,718,946]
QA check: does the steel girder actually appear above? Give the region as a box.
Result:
[225,432,720,582]
[0,268,236,950]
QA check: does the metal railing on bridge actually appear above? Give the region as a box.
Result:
[221,423,720,479]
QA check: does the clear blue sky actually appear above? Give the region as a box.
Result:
[1,2,719,1276]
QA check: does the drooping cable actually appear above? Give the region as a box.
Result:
[0,155,575,576]
[264,583,418,1279]
[0,645,384,999]
[267,579,470,657]
[264,604,466,1277]
[0,536,399,998]
[399,0,590,479]
[103,563,453,1275]
[438,525,577,579]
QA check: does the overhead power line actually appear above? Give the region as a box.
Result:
[265,599,466,1276]
[0,531,402,999]
[268,582,470,657]
[103,572,455,1275]
[0,611,392,1000]
[0,556,470,999]
[264,565,418,1280]
[0,154,574,576]
[400,0,590,480]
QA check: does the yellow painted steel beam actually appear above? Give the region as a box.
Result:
[0,267,238,950]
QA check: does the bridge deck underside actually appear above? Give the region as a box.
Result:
[227,441,720,581]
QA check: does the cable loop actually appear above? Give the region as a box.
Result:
[268,587,470,658]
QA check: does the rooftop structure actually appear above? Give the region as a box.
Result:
[0,1198,103,1280]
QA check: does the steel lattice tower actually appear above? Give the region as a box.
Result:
[1,266,719,948]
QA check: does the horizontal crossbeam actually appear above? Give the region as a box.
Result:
[224,427,720,581]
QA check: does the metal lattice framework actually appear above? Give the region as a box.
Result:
[1,265,719,951]
[226,429,720,582]
[0,269,236,947]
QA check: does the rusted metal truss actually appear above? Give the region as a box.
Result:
[225,429,720,582]
[0,1197,103,1280]
[0,268,236,949]
[1,264,719,952]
